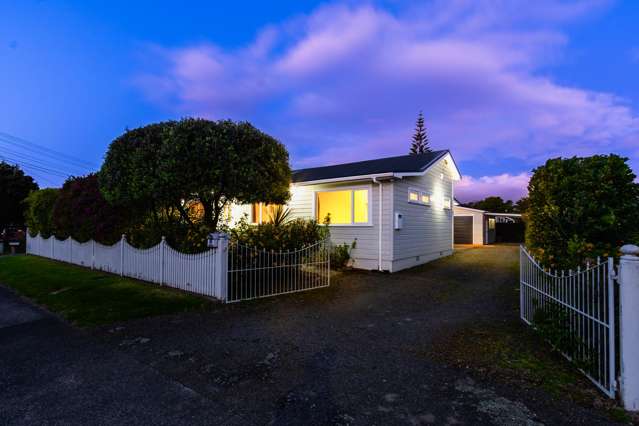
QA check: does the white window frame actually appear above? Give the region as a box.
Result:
[313,185,372,227]
[407,187,431,206]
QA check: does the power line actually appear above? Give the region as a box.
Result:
[0,146,89,176]
[0,154,73,179]
[0,131,99,170]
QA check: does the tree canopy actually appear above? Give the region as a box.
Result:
[526,154,639,268]
[52,174,128,244]
[99,118,291,246]
[409,111,431,155]
[463,196,515,213]
[0,161,38,228]
[24,188,59,237]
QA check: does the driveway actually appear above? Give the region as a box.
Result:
[1,246,621,425]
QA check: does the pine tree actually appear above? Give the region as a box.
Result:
[409,111,431,154]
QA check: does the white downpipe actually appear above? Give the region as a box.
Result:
[373,177,383,271]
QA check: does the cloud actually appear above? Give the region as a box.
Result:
[456,173,531,202]
[132,0,638,200]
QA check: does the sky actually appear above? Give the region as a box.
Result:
[1,0,638,202]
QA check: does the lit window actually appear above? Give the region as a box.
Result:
[408,187,431,206]
[251,203,282,224]
[353,189,369,223]
[443,197,452,209]
[488,218,496,229]
[316,188,370,225]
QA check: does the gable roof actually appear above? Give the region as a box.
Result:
[292,150,459,184]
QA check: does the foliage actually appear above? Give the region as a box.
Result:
[330,241,356,269]
[24,188,59,238]
[268,205,292,227]
[526,155,639,268]
[52,174,129,244]
[229,216,329,252]
[0,255,212,327]
[99,118,292,249]
[463,196,515,213]
[514,196,530,214]
[0,161,38,228]
[409,111,431,154]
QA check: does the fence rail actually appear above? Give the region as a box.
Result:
[520,245,616,398]
[26,233,225,300]
[227,239,330,303]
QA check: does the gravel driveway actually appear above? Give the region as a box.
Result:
[90,245,622,425]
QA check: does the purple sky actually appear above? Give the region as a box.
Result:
[2,0,638,201]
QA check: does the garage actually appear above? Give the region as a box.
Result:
[454,216,473,244]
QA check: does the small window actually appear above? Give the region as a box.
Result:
[408,187,431,206]
[316,187,370,225]
[488,217,496,229]
[443,197,452,209]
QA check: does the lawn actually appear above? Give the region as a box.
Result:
[0,255,215,327]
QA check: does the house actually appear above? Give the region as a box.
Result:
[231,150,461,272]
[453,205,523,245]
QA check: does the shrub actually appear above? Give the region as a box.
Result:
[24,188,59,238]
[229,216,328,252]
[52,174,129,244]
[330,241,356,269]
[526,155,639,268]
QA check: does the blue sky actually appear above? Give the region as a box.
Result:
[1,0,638,200]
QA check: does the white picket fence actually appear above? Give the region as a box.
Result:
[520,246,616,397]
[26,233,226,300]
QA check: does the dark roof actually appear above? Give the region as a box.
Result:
[292,150,449,183]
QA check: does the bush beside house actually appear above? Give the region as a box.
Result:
[526,154,639,268]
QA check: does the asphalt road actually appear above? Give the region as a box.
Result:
[0,246,621,425]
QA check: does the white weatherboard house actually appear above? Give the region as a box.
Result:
[231,150,462,272]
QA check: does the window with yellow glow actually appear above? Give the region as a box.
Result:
[251,203,282,224]
[408,187,431,206]
[316,188,370,225]
[443,197,452,209]
[353,189,369,223]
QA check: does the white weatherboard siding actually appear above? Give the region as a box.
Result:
[288,181,393,270]
[453,206,485,245]
[392,159,454,271]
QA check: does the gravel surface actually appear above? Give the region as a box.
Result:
[1,245,623,425]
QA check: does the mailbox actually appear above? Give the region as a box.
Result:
[394,212,403,230]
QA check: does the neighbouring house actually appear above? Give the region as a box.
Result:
[230,150,461,272]
[452,205,524,245]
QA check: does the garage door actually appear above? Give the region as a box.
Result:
[454,216,473,244]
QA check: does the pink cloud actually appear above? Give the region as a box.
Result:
[456,173,531,203]
[131,0,638,201]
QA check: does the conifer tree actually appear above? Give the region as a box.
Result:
[409,111,431,154]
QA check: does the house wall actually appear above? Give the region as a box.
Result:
[391,159,455,272]
[287,181,394,271]
[453,206,485,245]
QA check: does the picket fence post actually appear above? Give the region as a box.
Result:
[51,236,54,258]
[160,236,165,285]
[91,240,95,270]
[619,244,639,411]
[120,234,125,277]
[213,234,229,301]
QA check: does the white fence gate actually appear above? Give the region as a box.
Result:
[519,245,616,398]
[26,233,226,300]
[227,239,330,303]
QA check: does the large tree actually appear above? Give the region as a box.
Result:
[0,161,38,228]
[526,154,639,268]
[99,118,291,237]
[409,111,431,154]
[52,174,128,244]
